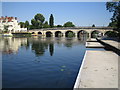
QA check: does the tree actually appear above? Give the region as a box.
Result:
[49,14,54,28]
[108,21,117,28]
[92,24,95,27]
[57,25,62,27]
[34,14,45,24]
[67,32,75,37]
[25,21,29,29]
[63,21,75,27]
[19,22,25,28]
[31,19,40,29]
[106,1,120,37]
[43,21,50,28]
[31,13,45,29]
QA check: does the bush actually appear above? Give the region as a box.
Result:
[105,31,118,37]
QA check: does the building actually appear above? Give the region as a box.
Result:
[0,16,27,33]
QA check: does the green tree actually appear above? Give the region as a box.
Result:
[92,24,95,27]
[25,21,29,29]
[19,22,25,28]
[106,1,120,37]
[43,21,50,28]
[63,22,75,27]
[108,21,117,28]
[34,13,45,24]
[57,25,62,27]
[68,32,75,37]
[31,19,36,26]
[49,14,54,28]
[31,13,45,29]
[31,19,40,29]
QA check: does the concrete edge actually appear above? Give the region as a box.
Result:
[73,51,88,89]
[96,38,120,56]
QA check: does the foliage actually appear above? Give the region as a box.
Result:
[49,14,54,28]
[92,24,95,27]
[91,31,99,38]
[63,22,75,27]
[29,25,36,29]
[43,21,50,28]
[19,22,25,28]
[105,31,118,37]
[31,19,41,29]
[57,25,63,27]
[31,13,45,29]
[108,21,117,28]
[34,13,45,24]
[25,21,29,29]
[106,1,120,33]
[67,32,75,37]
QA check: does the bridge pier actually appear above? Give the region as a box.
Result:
[74,33,78,38]
[88,33,91,40]
[52,33,55,37]
[62,33,66,38]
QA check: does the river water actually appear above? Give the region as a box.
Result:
[1,37,87,88]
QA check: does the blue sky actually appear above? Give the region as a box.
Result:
[2,2,112,26]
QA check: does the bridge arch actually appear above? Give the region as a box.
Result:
[46,31,53,37]
[65,30,75,37]
[77,30,88,38]
[91,30,103,38]
[38,32,42,34]
[32,32,35,34]
[104,31,118,37]
[55,31,62,37]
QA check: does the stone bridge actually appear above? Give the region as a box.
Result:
[28,27,113,39]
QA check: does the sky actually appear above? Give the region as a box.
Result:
[2,2,113,26]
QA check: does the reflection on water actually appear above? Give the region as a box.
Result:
[2,37,86,88]
[0,37,27,54]
[0,37,86,56]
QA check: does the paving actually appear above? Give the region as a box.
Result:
[74,50,118,88]
[86,42,104,48]
[87,38,97,42]
[101,40,120,50]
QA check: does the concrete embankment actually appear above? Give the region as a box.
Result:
[74,39,119,88]
[97,38,120,56]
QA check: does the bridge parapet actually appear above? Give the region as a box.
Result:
[28,27,114,39]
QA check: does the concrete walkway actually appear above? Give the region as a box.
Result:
[74,50,118,88]
[86,42,104,48]
[101,40,120,50]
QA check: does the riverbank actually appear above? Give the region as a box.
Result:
[74,39,119,88]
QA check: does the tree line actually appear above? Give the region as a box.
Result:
[19,14,75,30]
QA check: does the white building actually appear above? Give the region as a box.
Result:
[0,16,27,33]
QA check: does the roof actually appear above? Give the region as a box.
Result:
[0,16,16,22]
